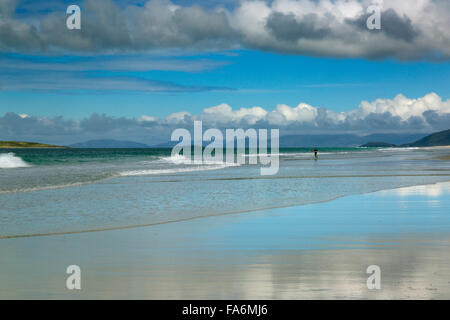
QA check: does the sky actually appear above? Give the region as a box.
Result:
[0,0,449,145]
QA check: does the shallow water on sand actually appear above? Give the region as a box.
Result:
[1,182,450,299]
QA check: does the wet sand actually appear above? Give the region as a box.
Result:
[1,182,450,299]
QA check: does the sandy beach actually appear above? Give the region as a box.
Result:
[1,181,450,299]
[2,0,450,305]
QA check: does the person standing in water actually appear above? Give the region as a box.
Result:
[313,148,318,160]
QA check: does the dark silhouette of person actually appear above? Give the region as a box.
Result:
[313,148,318,160]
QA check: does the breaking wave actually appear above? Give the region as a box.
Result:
[120,164,237,177]
[0,153,30,169]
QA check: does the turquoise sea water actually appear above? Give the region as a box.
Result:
[1,147,449,238]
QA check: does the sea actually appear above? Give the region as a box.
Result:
[1,147,449,238]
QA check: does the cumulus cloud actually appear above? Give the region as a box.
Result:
[165,111,193,124]
[180,92,450,132]
[1,92,449,145]
[1,0,450,60]
[0,112,172,145]
[349,92,450,120]
[348,7,419,42]
[201,104,268,125]
[138,115,159,123]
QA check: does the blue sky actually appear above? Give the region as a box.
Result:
[2,50,449,119]
[0,0,449,144]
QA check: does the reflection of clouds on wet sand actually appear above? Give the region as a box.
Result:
[378,182,450,208]
[381,182,450,197]
[234,242,450,299]
[37,239,449,299]
[1,181,450,299]
[162,235,448,299]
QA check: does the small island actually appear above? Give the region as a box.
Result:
[0,141,68,148]
[359,142,397,148]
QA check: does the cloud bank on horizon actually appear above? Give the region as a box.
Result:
[1,0,450,60]
[2,92,449,144]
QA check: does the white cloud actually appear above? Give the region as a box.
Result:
[176,92,449,129]
[1,92,449,144]
[138,115,159,123]
[201,103,268,125]
[267,103,319,125]
[165,111,192,124]
[352,93,450,121]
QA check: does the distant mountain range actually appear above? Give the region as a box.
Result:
[278,133,426,147]
[152,133,428,148]
[56,129,450,149]
[69,139,150,148]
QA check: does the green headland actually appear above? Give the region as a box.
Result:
[0,141,67,148]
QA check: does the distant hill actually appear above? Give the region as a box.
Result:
[278,133,426,147]
[362,133,427,146]
[402,129,450,147]
[153,133,429,148]
[280,134,361,147]
[0,141,66,148]
[360,142,397,148]
[151,141,180,148]
[70,139,150,148]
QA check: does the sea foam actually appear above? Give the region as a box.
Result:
[160,154,240,166]
[119,164,235,177]
[0,153,30,169]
